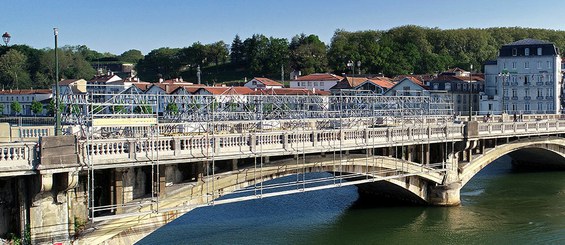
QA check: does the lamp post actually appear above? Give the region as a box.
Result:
[2,32,10,46]
[347,60,361,77]
[498,69,510,115]
[54,28,62,136]
[468,64,473,121]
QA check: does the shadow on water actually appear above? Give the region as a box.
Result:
[138,157,565,244]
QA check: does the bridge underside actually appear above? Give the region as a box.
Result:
[509,148,565,170]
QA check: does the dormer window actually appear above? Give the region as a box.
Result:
[512,48,517,56]
[538,47,543,55]
[525,48,530,56]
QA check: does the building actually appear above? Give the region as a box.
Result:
[244,77,283,89]
[428,68,484,116]
[0,89,52,116]
[480,39,562,114]
[290,73,343,91]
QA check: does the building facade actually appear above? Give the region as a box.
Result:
[480,39,562,114]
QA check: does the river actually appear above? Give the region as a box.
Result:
[137,156,565,244]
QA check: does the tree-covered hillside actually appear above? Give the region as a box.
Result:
[3,26,565,88]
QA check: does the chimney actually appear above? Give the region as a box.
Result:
[180,77,183,82]
[159,78,164,83]
[165,84,169,92]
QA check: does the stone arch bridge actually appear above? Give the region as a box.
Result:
[2,116,565,244]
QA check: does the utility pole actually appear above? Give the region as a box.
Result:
[54,28,62,136]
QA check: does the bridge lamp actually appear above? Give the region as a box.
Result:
[2,32,10,46]
[498,69,510,115]
[468,64,473,121]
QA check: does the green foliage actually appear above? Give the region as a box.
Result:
[10,101,22,115]
[71,105,81,115]
[290,34,328,74]
[230,35,244,65]
[47,100,65,116]
[31,100,43,115]
[134,104,153,114]
[0,49,30,89]
[0,104,4,115]
[166,103,179,114]
[119,49,144,64]
[111,105,125,114]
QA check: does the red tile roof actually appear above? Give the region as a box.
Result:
[366,78,395,89]
[197,87,253,95]
[253,77,283,86]
[331,77,369,90]
[295,73,344,81]
[59,79,82,86]
[0,89,52,95]
[247,88,330,95]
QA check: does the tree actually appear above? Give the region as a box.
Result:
[119,49,144,64]
[0,49,30,89]
[31,101,43,116]
[230,35,244,65]
[289,34,328,74]
[206,41,229,66]
[10,101,22,116]
[166,103,178,114]
[47,99,65,116]
[134,104,153,114]
[0,104,4,115]
[137,47,182,81]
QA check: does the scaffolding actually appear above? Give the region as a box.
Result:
[58,85,454,221]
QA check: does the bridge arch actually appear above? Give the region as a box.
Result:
[460,137,565,187]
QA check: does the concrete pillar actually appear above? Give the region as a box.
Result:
[424,144,430,165]
[29,174,71,244]
[159,165,166,198]
[114,169,124,214]
[231,159,238,171]
[428,181,461,206]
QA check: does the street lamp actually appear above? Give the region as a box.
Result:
[2,32,10,46]
[498,69,510,115]
[468,64,473,121]
[347,60,361,77]
[356,61,361,75]
[54,28,62,136]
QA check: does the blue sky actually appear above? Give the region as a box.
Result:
[2,0,564,55]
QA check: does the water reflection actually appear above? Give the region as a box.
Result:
[138,156,565,244]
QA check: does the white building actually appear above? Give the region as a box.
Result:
[244,77,283,89]
[480,39,562,114]
[290,73,343,91]
[0,89,52,116]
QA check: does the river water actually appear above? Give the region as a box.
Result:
[138,156,565,244]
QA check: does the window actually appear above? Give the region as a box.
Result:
[525,103,530,111]
[525,88,530,97]
[524,76,528,85]
[445,83,451,90]
[538,88,543,97]
[512,89,517,97]
[525,48,530,56]
[538,102,543,111]
[433,83,439,90]
[503,62,507,69]
[314,82,318,86]
[512,48,517,56]
[538,47,543,55]
[547,61,551,68]
[512,62,516,69]
[525,61,529,69]
[538,61,542,69]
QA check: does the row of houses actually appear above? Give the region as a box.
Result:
[0,38,561,117]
